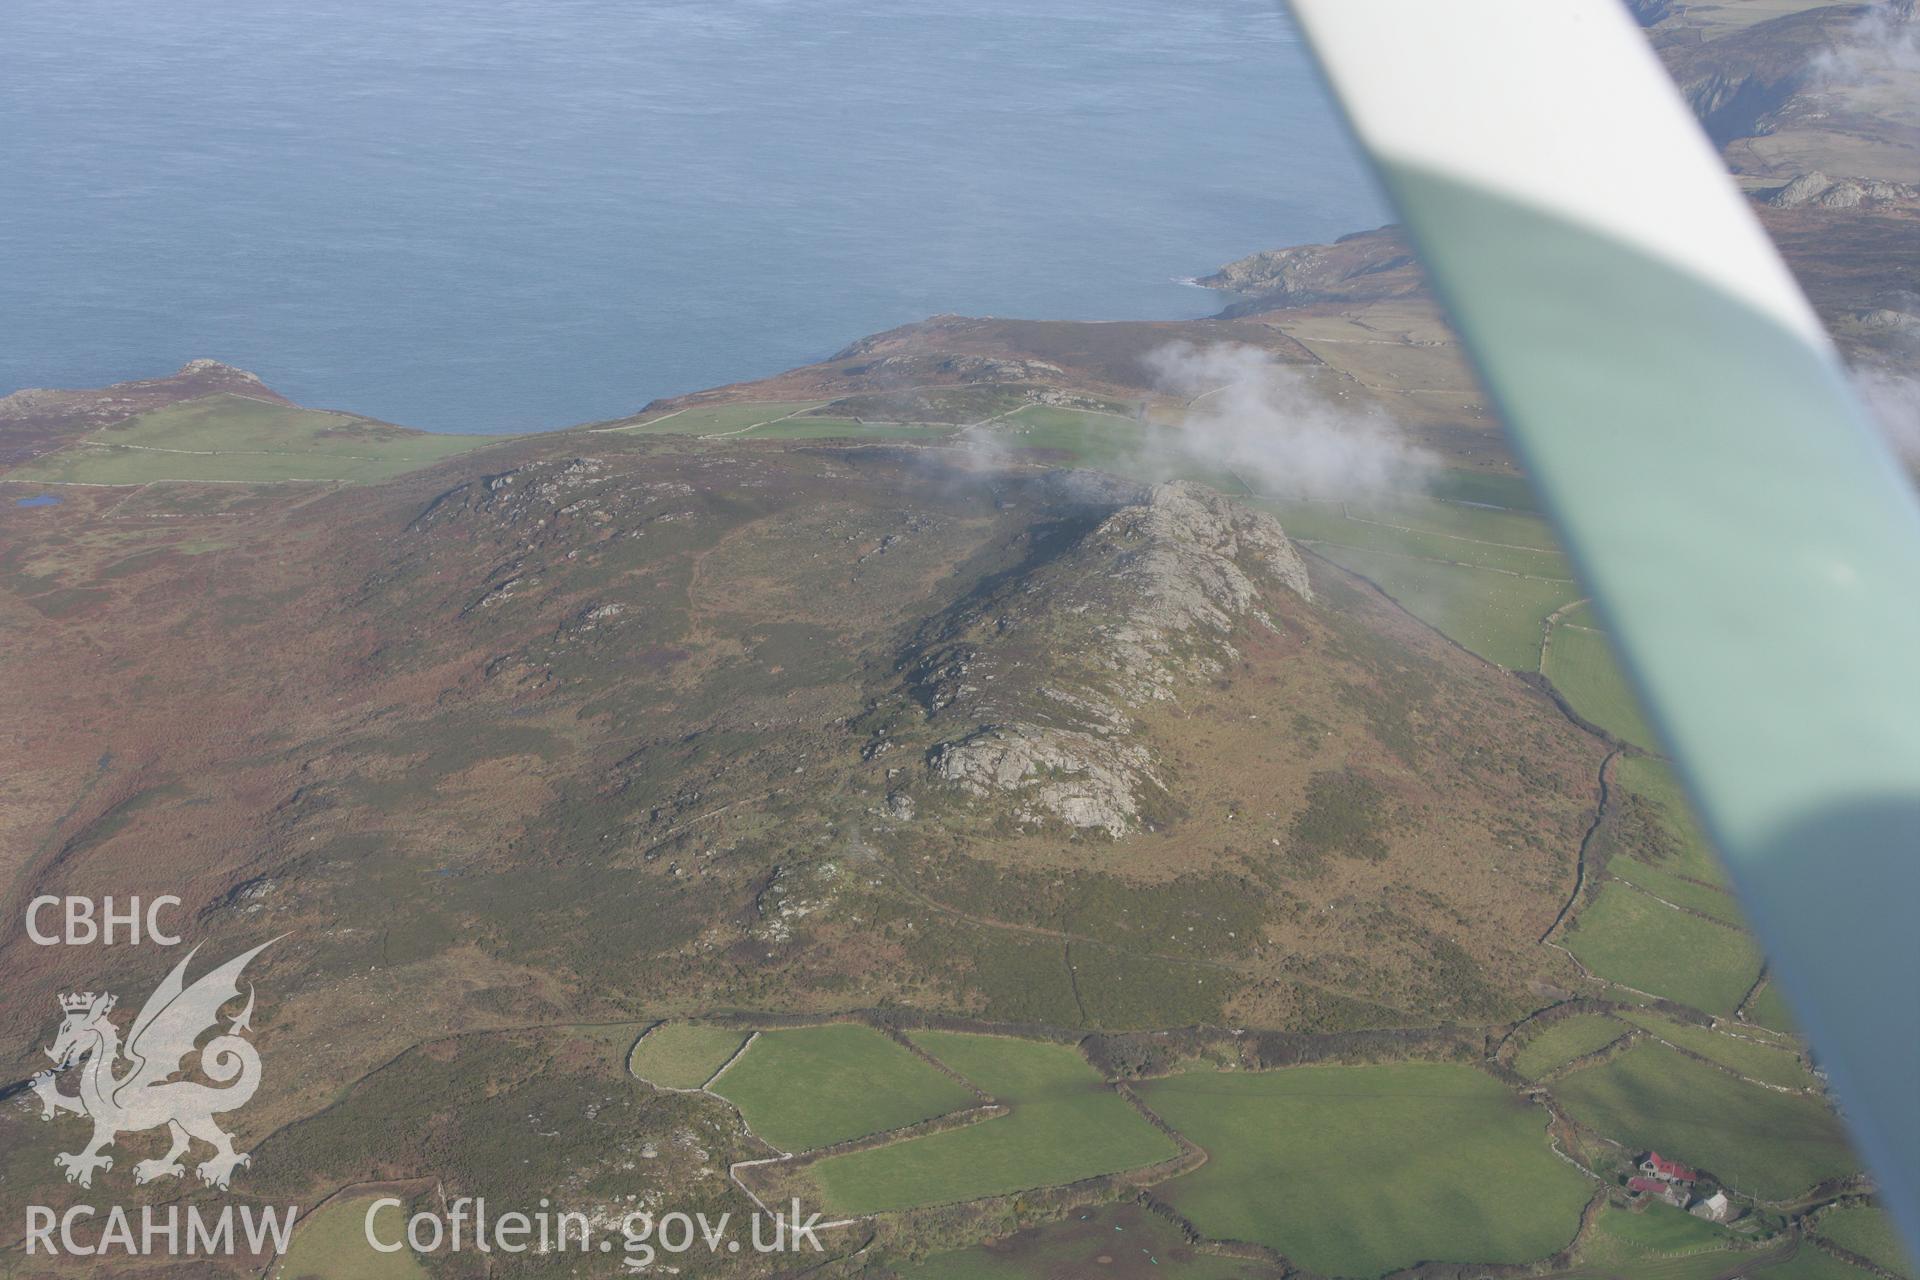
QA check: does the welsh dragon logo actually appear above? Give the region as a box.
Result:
[29,939,275,1190]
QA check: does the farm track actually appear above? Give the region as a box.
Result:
[74,441,384,460]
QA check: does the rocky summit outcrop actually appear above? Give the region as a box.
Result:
[1764,170,1920,210]
[884,480,1312,837]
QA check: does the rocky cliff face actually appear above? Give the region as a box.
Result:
[880,480,1313,836]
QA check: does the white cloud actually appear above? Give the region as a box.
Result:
[1854,365,1920,462]
[1141,342,1433,500]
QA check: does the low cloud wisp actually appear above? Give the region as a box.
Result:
[1855,365,1920,462]
[1813,0,1920,87]
[1142,342,1434,500]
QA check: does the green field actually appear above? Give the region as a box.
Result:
[1363,490,1558,546]
[1560,1202,1761,1280]
[1428,469,1544,512]
[626,1022,747,1090]
[8,395,499,484]
[986,407,1231,486]
[709,1024,976,1152]
[1815,1205,1914,1278]
[1565,880,1761,1015]
[604,401,829,435]
[1595,1200,1734,1254]
[1306,543,1579,670]
[1266,495,1572,579]
[805,1032,1175,1214]
[1758,1245,1879,1279]
[1615,1009,1815,1090]
[1510,1013,1629,1079]
[1606,857,1748,928]
[1251,477,1583,672]
[1747,980,1801,1035]
[273,1195,427,1280]
[1138,1063,1592,1278]
[1554,1043,1856,1200]
[738,416,955,441]
[1545,623,1658,748]
[1004,402,1140,430]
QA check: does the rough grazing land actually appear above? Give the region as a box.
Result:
[1138,1063,1591,1278]
[903,1202,1280,1280]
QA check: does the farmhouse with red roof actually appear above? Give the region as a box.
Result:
[1628,1175,1690,1209]
[1640,1152,1698,1183]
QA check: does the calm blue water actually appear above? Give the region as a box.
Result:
[15,494,63,507]
[0,1,1382,432]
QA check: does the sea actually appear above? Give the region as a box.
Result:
[0,0,1384,432]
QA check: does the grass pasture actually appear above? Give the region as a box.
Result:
[273,1194,428,1280]
[1816,1205,1914,1277]
[1747,981,1801,1035]
[626,1022,747,1090]
[1371,491,1559,548]
[1606,857,1747,928]
[1559,1202,1754,1280]
[1510,1013,1629,1079]
[1554,1043,1856,1200]
[1614,1009,1815,1091]
[1594,1201,1732,1254]
[604,400,828,435]
[1565,880,1761,1015]
[1427,468,1544,512]
[736,416,953,441]
[984,408,1199,481]
[1305,543,1579,670]
[1266,499,1572,578]
[1545,623,1658,748]
[708,1024,975,1153]
[805,1032,1175,1215]
[1003,402,1141,432]
[1759,1246,1879,1278]
[8,395,498,484]
[1138,1063,1591,1278]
